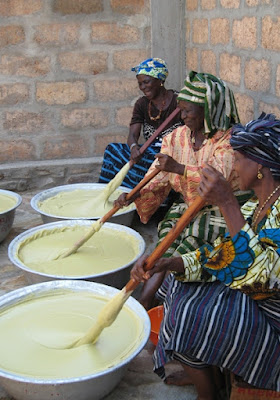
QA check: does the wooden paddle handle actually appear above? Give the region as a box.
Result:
[100,168,160,224]
[124,196,205,293]
[129,107,181,167]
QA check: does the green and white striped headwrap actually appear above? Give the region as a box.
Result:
[177,71,240,137]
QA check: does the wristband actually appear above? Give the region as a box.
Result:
[130,143,138,151]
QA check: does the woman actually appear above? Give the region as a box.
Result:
[98,57,182,189]
[131,113,280,399]
[118,71,250,311]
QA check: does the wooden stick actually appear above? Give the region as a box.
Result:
[131,107,181,164]
[102,107,181,198]
[71,196,205,347]
[59,168,161,258]
[125,196,205,292]
[60,107,181,259]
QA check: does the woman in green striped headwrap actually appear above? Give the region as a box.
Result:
[116,69,251,305]
[122,71,252,391]
[177,70,239,137]
[115,71,251,390]
[129,71,251,310]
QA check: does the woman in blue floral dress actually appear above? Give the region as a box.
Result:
[131,113,280,399]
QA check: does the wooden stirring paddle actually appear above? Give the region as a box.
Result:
[99,106,181,204]
[56,168,161,259]
[72,106,181,224]
[70,196,205,348]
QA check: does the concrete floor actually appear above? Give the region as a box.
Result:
[0,190,197,400]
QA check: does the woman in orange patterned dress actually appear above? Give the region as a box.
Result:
[122,72,250,312]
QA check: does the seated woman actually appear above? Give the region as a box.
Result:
[98,57,183,189]
[131,113,280,399]
[116,71,251,311]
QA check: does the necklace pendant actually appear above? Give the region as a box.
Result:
[148,99,165,122]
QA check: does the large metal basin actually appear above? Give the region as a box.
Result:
[0,189,22,243]
[0,280,150,400]
[8,220,145,289]
[30,183,136,226]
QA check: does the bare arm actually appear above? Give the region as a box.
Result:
[155,153,185,176]
[127,123,141,147]
[127,123,142,162]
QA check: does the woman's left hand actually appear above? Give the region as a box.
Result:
[197,164,234,207]
[155,153,184,175]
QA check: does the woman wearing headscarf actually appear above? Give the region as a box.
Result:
[131,113,280,399]
[118,71,250,312]
[98,57,182,189]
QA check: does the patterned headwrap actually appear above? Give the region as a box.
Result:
[177,71,239,137]
[131,57,168,82]
[230,113,280,180]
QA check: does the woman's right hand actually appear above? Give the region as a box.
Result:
[113,193,131,208]
[155,153,185,175]
[130,144,141,163]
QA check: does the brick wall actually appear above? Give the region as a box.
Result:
[1,0,280,190]
[185,0,280,125]
[0,0,151,189]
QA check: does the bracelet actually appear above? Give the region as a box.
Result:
[183,165,187,178]
[130,143,138,151]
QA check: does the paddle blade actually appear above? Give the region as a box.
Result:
[71,287,133,347]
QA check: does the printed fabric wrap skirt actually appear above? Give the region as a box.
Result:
[154,276,280,391]
[98,143,160,189]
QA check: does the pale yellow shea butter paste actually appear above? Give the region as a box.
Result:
[0,291,143,379]
[0,193,17,213]
[38,188,134,218]
[17,226,139,276]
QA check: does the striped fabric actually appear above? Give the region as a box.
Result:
[155,278,280,391]
[230,112,280,180]
[157,200,227,258]
[154,196,280,391]
[98,142,160,189]
[98,92,182,189]
[177,71,239,137]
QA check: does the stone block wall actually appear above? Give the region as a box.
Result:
[185,0,280,125]
[0,0,151,190]
[1,0,280,191]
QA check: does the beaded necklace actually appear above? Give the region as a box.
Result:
[148,99,166,121]
[252,184,280,228]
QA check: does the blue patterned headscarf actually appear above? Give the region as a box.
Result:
[131,58,168,82]
[177,71,239,137]
[230,112,280,180]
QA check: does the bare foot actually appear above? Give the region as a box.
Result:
[164,371,193,386]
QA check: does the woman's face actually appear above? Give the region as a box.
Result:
[178,100,205,132]
[137,75,162,100]
[234,151,258,191]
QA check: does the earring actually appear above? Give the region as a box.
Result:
[257,166,263,180]
[160,82,164,87]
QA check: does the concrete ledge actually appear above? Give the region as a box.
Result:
[0,157,104,192]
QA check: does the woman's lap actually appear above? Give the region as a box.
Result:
[154,277,280,391]
[98,143,160,189]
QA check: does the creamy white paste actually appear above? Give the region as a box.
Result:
[38,188,134,218]
[0,290,142,379]
[17,226,139,276]
[0,193,17,213]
